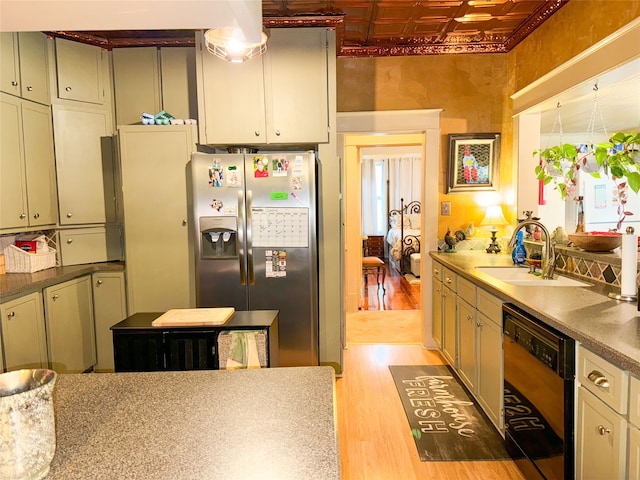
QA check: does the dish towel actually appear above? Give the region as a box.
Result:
[225,331,261,369]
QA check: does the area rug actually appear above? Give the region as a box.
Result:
[389,364,510,461]
[403,273,421,285]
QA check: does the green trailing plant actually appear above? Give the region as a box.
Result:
[535,131,640,230]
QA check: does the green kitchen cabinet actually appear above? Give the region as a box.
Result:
[53,103,115,225]
[54,37,106,105]
[118,125,197,313]
[431,262,443,348]
[0,93,57,230]
[197,27,329,145]
[112,46,196,126]
[0,32,50,105]
[441,267,457,367]
[0,291,48,371]
[92,272,127,372]
[456,277,477,392]
[44,276,96,373]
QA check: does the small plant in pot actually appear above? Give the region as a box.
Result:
[535,131,640,230]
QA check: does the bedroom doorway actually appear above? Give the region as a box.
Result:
[338,109,441,349]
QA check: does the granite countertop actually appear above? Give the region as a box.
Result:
[45,367,340,480]
[0,262,125,303]
[430,251,640,376]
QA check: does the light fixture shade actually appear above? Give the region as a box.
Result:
[480,205,508,229]
[204,28,268,63]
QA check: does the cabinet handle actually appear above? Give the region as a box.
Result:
[7,311,15,318]
[66,239,73,244]
[66,212,73,218]
[587,370,610,389]
[96,280,103,286]
[434,268,439,275]
[11,81,18,86]
[446,277,452,284]
[597,425,611,436]
[467,315,473,321]
[477,321,483,327]
[182,220,187,226]
[52,294,59,301]
[275,130,281,136]
[19,213,26,220]
[254,130,260,136]
[26,86,33,91]
[33,213,40,219]
[65,86,72,92]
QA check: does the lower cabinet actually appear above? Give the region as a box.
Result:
[441,268,457,367]
[92,272,127,372]
[476,308,503,429]
[44,276,96,373]
[431,275,443,348]
[0,291,48,370]
[630,425,640,479]
[577,386,627,480]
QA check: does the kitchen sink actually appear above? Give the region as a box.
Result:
[475,266,591,287]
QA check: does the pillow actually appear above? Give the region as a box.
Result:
[391,214,411,229]
[408,213,421,230]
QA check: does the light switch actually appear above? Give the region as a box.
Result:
[441,201,451,216]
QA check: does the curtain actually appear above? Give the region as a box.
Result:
[361,154,422,235]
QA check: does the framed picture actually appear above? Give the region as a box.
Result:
[447,133,500,193]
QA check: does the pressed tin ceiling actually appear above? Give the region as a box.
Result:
[50,0,569,57]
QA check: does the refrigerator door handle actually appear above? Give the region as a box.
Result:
[238,189,246,286]
[246,189,255,285]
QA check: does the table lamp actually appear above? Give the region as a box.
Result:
[480,205,508,254]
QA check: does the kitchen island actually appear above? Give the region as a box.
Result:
[45,367,340,479]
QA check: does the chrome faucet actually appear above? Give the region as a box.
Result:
[508,220,556,280]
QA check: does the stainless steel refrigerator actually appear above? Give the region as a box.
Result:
[190,151,318,367]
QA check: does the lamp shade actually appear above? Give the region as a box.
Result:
[204,28,268,63]
[480,205,508,229]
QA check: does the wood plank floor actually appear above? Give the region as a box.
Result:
[361,259,420,311]
[338,312,526,479]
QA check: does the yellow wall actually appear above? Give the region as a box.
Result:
[336,3,640,240]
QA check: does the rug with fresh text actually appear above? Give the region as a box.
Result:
[389,364,510,461]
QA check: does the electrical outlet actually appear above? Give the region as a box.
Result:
[441,201,451,216]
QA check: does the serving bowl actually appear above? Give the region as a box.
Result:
[568,232,622,252]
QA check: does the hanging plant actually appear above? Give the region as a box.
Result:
[534,131,640,230]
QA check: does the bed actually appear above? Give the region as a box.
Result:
[386,199,421,276]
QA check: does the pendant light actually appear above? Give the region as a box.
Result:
[203,27,268,63]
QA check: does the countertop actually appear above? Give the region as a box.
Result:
[430,251,640,376]
[45,367,340,480]
[0,262,125,302]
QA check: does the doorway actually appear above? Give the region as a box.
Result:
[337,109,441,349]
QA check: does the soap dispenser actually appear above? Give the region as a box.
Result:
[512,231,527,265]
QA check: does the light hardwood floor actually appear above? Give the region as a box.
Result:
[337,313,526,480]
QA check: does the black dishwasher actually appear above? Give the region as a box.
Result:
[503,303,575,480]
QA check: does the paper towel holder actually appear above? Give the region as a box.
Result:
[609,226,638,303]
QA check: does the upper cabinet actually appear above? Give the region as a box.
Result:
[55,38,106,105]
[0,32,51,105]
[0,93,57,230]
[112,46,197,125]
[197,27,329,145]
[53,103,115,225]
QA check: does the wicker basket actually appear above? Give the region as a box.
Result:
[218,330,267,369]
[3,244,57,273]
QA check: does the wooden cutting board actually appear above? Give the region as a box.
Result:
[151,308,235,327]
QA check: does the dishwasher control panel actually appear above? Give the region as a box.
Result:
[504,315,559,372]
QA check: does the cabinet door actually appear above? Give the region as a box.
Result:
[113,332,164,372]
[576,386,627,480]
[0,32,20,97]
[442,285,457,367]
[112,47,161,126]
[477,310,503,430]
[53,104,113,224]
[1,292,48,371]
[92,272,127,372]
[457,297,476,391]
[22,100,57,226]
[630,425,640,480]
[0,92,27,229]
[198,37,266,144]
[17,32,50,105]
[431,278,443,348]
[55,38,104,104]
[118,125,196,313]
[165,331,217,370]
[264,27,328,143]
[160,47,197,121]
[44,276,96,373]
